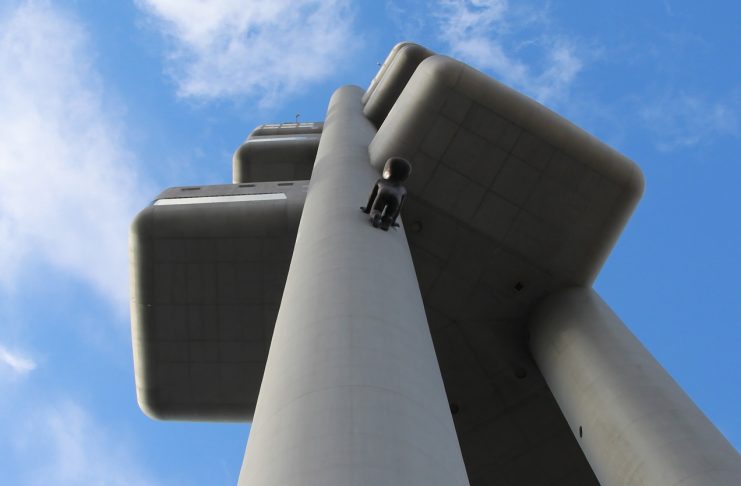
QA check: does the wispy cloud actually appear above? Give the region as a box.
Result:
[0,2,150,311]
[383,0,588,105]
[0,343,35,375]
[12,400,158,486]
[384,0,428,40]
[433,0,586,105]
[640,91,741,152]
[136,0,357,106]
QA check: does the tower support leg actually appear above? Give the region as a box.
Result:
[529,288,741,486]
[238,85,469,486]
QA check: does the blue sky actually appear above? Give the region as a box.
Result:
[0,0,739,484]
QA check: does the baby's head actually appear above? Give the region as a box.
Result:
[382,157,412,182]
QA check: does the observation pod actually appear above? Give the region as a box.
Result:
[129,42,741,485]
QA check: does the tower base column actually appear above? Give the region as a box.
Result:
[529,288,741,486]
[238,85,469,486]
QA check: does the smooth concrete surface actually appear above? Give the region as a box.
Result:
[529,288,741,486]
[130,181,306,420]
[238,85,469,485]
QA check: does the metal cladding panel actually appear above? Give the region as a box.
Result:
[232,134,320,183]
[370,54,644,288]
[130,182,306,421]
[362,42,434,128]
[128,42,653,485]
[249,121,323,137]
[364,51,647,485]
[362,41,411,106]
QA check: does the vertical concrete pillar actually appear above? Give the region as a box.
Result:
[529,287,741,486]
[238,86,469,486]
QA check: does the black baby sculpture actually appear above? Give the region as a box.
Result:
[361,157,411,231]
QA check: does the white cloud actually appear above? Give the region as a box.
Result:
[13,400,157,486]
[0,2,151,311]
[0,343,35,375]
[434,0,585,105]
[136,0,357,105]
[640,92,741,152]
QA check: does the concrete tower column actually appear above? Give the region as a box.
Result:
[529,287,741,486]
[238,85,469,485]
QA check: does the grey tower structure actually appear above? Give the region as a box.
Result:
[130,43,741,485]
